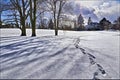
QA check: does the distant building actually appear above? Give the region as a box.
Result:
[99,18,111,30]
[0,24,15,28]
[60,14,85,31]
[85,17,101,30]
[85,22,101,30]
[59,14,76,30]
[59,19,75,30]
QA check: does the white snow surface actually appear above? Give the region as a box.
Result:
[0,29,120,79]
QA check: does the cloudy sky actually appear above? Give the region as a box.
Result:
[1,0,120,25]
[72,0,120,25]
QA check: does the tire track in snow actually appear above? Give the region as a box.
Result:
[74,38,110,80]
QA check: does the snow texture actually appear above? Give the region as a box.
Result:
[0,29,120,79]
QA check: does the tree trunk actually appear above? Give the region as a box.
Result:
[21,0,26,36]
[54,1,64,36]
[30,0,36,36]
[53,1,58,36]
[21,18,26,36]
[55,29,58,36]
[21,27,26,36]
[32,0,36,36]
[32,21,36,36]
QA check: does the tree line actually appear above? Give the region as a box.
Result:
[0,0,73,36]
[0,0,119,37]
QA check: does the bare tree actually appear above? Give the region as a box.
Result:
[37,0,48,29]
[45,0,66,36]
[0,1,11,26]
[4,9,21,29]
[10,0,30,36]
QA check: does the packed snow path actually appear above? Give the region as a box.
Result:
[0,29,120,79]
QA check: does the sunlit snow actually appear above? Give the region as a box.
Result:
[0,29,119,79]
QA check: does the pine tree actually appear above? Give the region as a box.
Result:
[49,19,53,29]
[88,17,92,25]
[77,14,84,30]
[112,17,120,30]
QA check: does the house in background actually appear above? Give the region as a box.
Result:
[59,14,76,30]
[85,22,101,30]
[85,17,101,30]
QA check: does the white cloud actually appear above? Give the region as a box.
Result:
[74,0,103,8]
[73,0,120,24]
[94,1,120,22]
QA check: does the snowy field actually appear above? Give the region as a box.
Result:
[0,28,120,79]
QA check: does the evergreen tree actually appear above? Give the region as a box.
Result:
[112,17,120,30]
[77,14,84,30]
[88,17,92,25]
[49,19,53,29]
[115,17,120,30]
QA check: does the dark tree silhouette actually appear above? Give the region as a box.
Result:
[99,18,111,30]
[49,19,53,29]
[112,17,120,30]
[77,14,84,30]
[10,0,30,36]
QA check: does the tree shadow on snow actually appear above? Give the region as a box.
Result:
[0,36,71,74]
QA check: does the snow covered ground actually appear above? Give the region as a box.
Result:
[0,29,120,79]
